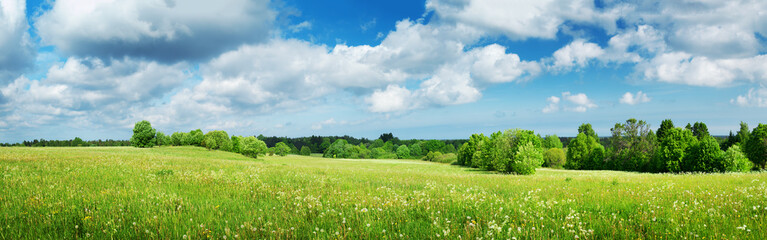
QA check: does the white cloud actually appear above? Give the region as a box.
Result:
[35,0,275,62]
[0,0,34,81]
[619,91,651,105]
[289,21,312,33]
[639,53,767,87]
[311,118,338,130]
[366,85,414,113]
[732,87,767,107]
[550,39,605,70]
[542,92,596,113]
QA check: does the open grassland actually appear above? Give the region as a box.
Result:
[1,147,766,239]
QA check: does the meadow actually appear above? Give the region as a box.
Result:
[1,146,765,239]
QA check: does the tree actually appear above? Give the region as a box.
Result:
[274,142,291,156]
[736,122,750,146]
[130,120,156,148]
[239,136,267,158]
[409,142,423,157]
[72,137,86,147]
[155,132,169,146]
[565,133,599,170]
[542,135,563,149]
[682,135,723,172]
[443,144,456,153]
[543,148,566,168]
[202,130,232,151]
[300,146,311,156]
[691,122,710,140]
[607,119,656,171]
[656,119,674,140]
[379,133,394,143]
[396,145,411,159]
[578,123,598,139]
[183,129,203,146]
[511,142,544,175]
[723,145,752,173]
[745,124,767,169]
[424,140,446,154]
[654,128,697,173]
[171,132,184,146]
[324,139,350,158]
[230,136,241,153]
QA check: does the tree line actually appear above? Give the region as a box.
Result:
[455,119,763,175]
[1,138,130,147]
[130,120,270,158]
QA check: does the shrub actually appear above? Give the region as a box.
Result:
[432,153,457,164]
[202,130,232,151]
[275,142,291,156]
[425,151,443,162]
[239,136,267,158]
[511,142,544,175]
[396,145,411,159]
[723,145,753,173]
[324,139,350,158]
[182,129,204,146]
[230,136,241,153]
[300,146,311,156]
[130,120,156,148]
[543,148,566,168]
[171,132,185,146]
[682,135,724,172]
[543,135,563,149]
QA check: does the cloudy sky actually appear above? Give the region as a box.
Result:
[1,0,766,142]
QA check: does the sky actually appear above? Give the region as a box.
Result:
[1,0,767,142]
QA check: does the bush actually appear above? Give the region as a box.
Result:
[682,135,724,172]
[130,120,156,148]
[239,136,267,158]
[511,142,544,175]
[396,145,411,159]
[182,129,204,146]
[300,146,311,156]
[543,148,566,168]
[432,153,457,164]
[425,151,443,162]
[745,123,767,169]
[275,142,291,156]
[723,145,753,173]
[171,132,185,146]
[230,136,241,153]
[202,130,232,151]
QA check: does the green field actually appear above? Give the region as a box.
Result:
[1,147,766,239]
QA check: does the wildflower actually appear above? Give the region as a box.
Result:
[75,225,78,229]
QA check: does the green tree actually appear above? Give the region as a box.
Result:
[72,137,86,147]
[319,138,332,153]
[654,127,697,173]
[565,133,598,170]
[607,118,656,171]
[542,135,563,149]
[691,122,710,140]
[324,139,350,158]
[202,130,232,151]
[736,122,750,146]
[424,140,446,154]
[656,119,674,140]
[130,120,156,148]
[396,145,411,159]
[239,136,267,158]
[682,135,724,172]
[443,144,456,153]
[409,142,423,157]
[230,136,241,153]
[155,132,169,146]
[745,123,767,169]
[457,134,486,167]
[578,123,598,139]
[183,129,203,146]
[275,142,291,156]
[543,148,566,168]
[723,145,753,173]
[300,146,311,156]
[171,132,184,146]
[511,142,544,175]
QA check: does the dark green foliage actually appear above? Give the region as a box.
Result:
[745,123,767,169]
[654,127,697,173]
[239,136,267,158]
[324,139,350,158]
[171,132,184,146]
[182,129,203,146]
[130,120,156,148]
[682,135,724,172]
[274,142,291,156]
[72,137,86,147]
[583,145,605,170]
[300,146,311,156]
[691,122,710,140]
[423,140,446,153]
[202,130,232,151]
[443,144,456,153]
[543,148,566,168]
[230,136,241,153]
[457,134,486,167]
[396,145,411,159]
[542,135,563,149]
[607,119,656,171]
[656,119,674,140]
[737,122,750,146]
[379,133,394,143]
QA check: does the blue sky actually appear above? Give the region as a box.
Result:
[1,0,767,142]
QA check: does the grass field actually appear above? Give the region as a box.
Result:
[1,147,766,239]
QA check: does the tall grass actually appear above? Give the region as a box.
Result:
[1,146,765,239]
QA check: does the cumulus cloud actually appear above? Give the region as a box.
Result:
[35,0,275,63]
[542,92,596,113]
[0,0,35,81]
[619,91,651,105]
[550,39,605,70]
[731,87,767,107]
[0,58,187,130]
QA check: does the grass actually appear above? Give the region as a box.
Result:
[1,146,766,239]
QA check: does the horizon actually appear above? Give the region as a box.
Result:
[2,0,767,143]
